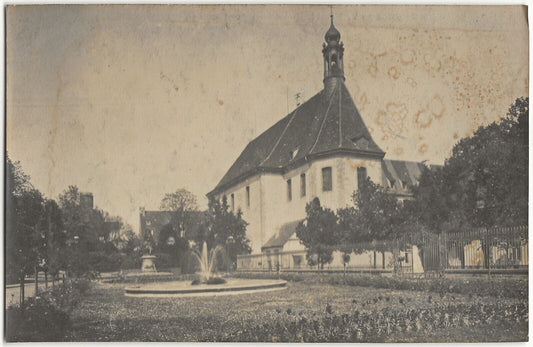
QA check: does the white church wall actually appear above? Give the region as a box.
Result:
[217,174,263,254]
[218,156,383,255]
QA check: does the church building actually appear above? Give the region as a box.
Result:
[207,16,428,270]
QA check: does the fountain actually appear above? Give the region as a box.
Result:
[189,242,226,284]
[124,242,287,298]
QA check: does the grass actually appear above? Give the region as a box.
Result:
[66,278,528,342]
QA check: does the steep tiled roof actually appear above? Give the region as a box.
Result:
[209,79,384,195]
[262,219,303,250]
[382,159,442,195]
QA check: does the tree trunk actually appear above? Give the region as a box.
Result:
[45,272,48,289]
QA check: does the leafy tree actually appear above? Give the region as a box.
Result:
[6,155,44,302]
[38,199,66,283]
[156,223,189,268]
[155,190,203,268]
[414,97,528,230]
[160,188,198,237]
[204,196,251,268]
[296,198,338,269]
[340,178,404,245]
[121,229,142,253]
[58,186,118,275]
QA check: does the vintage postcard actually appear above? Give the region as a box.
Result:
[5,4,528,342]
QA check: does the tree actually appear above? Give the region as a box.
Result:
[58,186,117,275]
[6,155,44,303]
[204,196,251,269]
[414,97,528,230]
[156,222,189,268]
[160,188,198,237]
[38,199,66,285]
[343,178,404,244]
[296,198,338,269]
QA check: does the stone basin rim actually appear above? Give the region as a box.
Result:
[125,279,287,295]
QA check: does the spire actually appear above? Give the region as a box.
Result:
[322,9,344,94]
[325,8,341,43]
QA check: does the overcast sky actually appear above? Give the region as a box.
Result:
[6,5,528,233]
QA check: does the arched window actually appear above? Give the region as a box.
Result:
[331,54,338,67]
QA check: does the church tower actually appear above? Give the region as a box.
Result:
[322,14,345,95]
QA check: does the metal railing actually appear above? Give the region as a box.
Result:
[236,226,528,276]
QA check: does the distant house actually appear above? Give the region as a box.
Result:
[207,17,433,270]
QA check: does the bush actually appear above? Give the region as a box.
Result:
[87,251,122,272]
[6,296,71,341]
[206,277,227,285]
[5,277,92,341]
[120,253,141,270]
[155,253,176,270]
[191,277,227,285]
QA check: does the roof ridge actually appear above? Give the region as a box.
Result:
[259,104,301,167]
[308,81,339,155]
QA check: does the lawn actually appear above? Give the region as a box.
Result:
[66,278,528,342]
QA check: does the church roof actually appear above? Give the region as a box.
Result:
[382,159,442,195]
[209,79,385,196]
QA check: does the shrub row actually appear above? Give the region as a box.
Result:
[217,302,527,342]
[6,277,92,342]
[233,272,528,299]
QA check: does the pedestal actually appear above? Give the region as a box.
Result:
[141,255,157,273]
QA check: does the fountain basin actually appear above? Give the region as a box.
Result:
[125,278,287,298]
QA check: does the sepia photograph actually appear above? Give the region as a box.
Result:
[5,4,529,342]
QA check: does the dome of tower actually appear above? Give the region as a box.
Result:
[324,21,340,42]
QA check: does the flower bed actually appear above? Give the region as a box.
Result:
[217,302,528,342]
[233,272,528,299]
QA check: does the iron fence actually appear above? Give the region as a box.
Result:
[237,226,527,276]
[444,226,528,271]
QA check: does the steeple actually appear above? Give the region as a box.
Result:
[322,11,345,94]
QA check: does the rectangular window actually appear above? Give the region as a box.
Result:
[231,193,235,212]
[322,167,332,191]
[246,186,250,207]
[287,179,292,201]
[293,255,302,267]
[357,167,367,189]
[300,173,306,197]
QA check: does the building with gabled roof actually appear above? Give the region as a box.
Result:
[207,16,431,269]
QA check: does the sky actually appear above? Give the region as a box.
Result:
[6,5,528,233]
